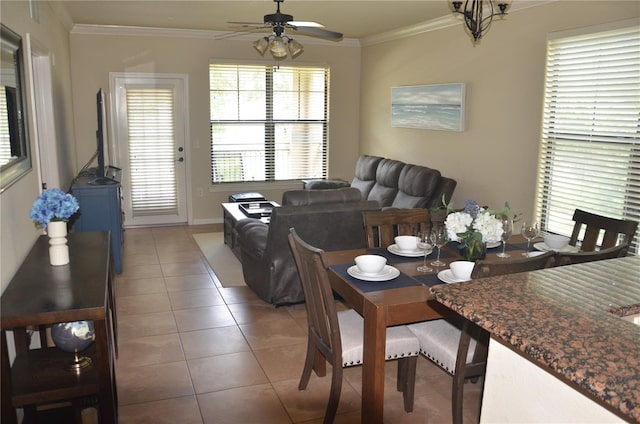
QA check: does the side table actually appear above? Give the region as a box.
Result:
[1,232,118,423]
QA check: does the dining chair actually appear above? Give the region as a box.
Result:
[407,251,556,424]
[556,242,629,266]
[471,250,556,279]
[362,208,431,248]
[569,209,638,252]
[288,228,420,423]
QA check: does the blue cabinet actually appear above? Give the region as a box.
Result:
[71,170,123,273]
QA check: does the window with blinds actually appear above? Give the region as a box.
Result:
[534,23,640,254]
[0,88,12,166]
[126,88,178,216]
[209,63,328,183]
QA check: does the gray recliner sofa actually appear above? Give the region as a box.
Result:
[235,188,380,305]
[306,155,457,209]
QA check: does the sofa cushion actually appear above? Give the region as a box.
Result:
[367,158,405,207]
[392,164,441,209]
[282,187,362,206]
[351,155,384,199]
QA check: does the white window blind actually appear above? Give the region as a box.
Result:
[209,63,328,183]
[534,24,640,254]
[126,88,178,216]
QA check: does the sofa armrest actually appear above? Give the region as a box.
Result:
[427,177,457,209]
[236,219,269,261]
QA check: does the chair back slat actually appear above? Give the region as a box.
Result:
[569,209,638,251]
[471,251,556,279]
[363,208,431,248]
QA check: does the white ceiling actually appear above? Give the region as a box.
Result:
[59,0,459,40]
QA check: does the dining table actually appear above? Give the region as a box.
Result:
[322,236,537,424]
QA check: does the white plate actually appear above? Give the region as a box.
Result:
[347,265,400,281]
[486,241,501,249]
[387,244,431,257]
[533,242,579,253]
[437,269,470,284]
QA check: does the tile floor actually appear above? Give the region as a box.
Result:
[115,225,483,423]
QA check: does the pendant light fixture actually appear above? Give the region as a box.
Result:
[451,0,510,42]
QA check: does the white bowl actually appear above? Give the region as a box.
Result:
[449,261,475,281]
[354,255,387,275]
[543,233,570,250]
[395,235,419,252]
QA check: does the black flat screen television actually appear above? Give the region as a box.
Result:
[88,88,118,185]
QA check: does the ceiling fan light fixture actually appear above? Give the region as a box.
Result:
[253,37,269,55]
[287,38,304,58]
[269,36,288,59]
[230,0,342,60]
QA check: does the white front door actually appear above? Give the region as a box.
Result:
[110,73,189,226]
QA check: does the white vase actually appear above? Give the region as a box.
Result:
[47,221,69,266]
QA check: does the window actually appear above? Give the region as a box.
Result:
[0,88,12,166]
[209,63,329,183]
[126,88,178,216]
[534,22,640,254]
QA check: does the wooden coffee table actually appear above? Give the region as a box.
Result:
[221,201,278,260]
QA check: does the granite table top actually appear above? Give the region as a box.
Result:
[432,255,640,422]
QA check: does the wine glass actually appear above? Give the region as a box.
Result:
[497,218,512,258]
[521,221,539,255]
[429,226,447,267]
[416,231,433,272]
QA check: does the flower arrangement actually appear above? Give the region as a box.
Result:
[444,199,510,261]
[29,188,80,229]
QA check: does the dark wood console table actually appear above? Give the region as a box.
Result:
[1,232,118,423]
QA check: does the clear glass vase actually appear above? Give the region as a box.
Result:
[461,238,486,261]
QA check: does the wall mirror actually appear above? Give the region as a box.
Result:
[0,24,31,192]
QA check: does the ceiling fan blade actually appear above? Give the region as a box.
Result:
[288,21,324,28]
[227,21,267,26]
[291,26,343,41]
[215,28,272,40]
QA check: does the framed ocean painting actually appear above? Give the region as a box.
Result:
[391,83,466,131]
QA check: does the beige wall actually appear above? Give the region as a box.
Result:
[360,1,639,221]
[1,1,77,292]
[69,32,361,224]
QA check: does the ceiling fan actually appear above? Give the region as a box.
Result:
[227,0,343,59]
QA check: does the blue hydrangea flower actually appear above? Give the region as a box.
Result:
[29,189,80,228]
[463,199,480,219]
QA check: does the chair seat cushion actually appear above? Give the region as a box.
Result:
[338,309,419,367]
[407,317,477,375]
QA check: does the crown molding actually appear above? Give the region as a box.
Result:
[361,15,458,46]
[361,0,557,46]
[70,24,360,47]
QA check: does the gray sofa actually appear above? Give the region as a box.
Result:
[236,188,380,305]
[306,155,457,209]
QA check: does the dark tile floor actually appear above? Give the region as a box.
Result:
[115,225,482,423]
